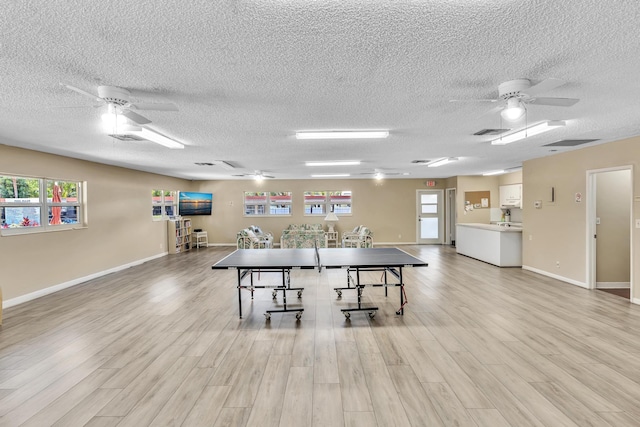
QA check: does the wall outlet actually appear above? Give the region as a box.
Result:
[556,261,560,268]
[529,234,533,241]
[398,234,402,239]
[636,219,640,228]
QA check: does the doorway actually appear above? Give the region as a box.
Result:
[586,167,633,300]
[417,189,444,244]
[445,188,456,246]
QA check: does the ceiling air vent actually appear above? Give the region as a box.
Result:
[411,160,430,164]
[194,162,215,166]
[108,134,146,142]
[544,139,599,147]
[473,129,510,136]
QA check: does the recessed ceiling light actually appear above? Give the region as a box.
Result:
[296,130,389,140]
[305,160,361,167]
[311,174,351,178]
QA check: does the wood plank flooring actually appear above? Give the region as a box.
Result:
[2,245,640,426]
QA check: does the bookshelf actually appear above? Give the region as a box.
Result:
[167,217,192,254]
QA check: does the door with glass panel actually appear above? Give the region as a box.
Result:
[416,190,444,244]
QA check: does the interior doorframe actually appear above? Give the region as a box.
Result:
[416,189,445,244]
[445,187,457,245]
[586,165,633,300]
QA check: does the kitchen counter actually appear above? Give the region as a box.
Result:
[456,223,522,267]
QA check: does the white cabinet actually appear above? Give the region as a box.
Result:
[500,184,522,208]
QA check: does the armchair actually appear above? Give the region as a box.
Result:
[237,225,274,249]
[342,226,373,248]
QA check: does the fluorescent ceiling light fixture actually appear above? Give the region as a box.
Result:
[311,174,351,178]
[492,121,566,145]
[128,128,185,149]
[296,130,389,140]
[482,170,506,176]
[305,160,361,167]
[427,157,458,168]
[500,98,526,121]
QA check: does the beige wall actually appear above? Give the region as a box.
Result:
[596,169,631,284]
[0,144,193,301]
[456,175,499,223]
[190,178,448,245]
[523,136,639,301]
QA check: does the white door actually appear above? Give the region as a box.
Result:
[417,190,444,244]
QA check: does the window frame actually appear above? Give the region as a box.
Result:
[244,191,293,217]
[304,190,353,216]
[0,174,86,236]
[152,189,178,221]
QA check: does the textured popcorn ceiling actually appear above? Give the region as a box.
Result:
[1,1,640,180]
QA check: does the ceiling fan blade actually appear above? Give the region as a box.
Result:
[528,97,579,107]
[60,83,101,101]
[525,78,565,96]
[479,104,504,118]
[449,99,498,103]
[121,110,152,125]
[129,102,179,112]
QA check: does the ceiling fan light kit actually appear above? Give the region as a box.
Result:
[500,98,526,121]
[492,120,566,145]
[296,130,389,140]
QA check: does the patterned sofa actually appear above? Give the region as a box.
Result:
[280,224,327,248]
[341,225,374,248]
[237,225,274,249]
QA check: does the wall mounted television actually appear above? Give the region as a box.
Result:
[178,191,213,216]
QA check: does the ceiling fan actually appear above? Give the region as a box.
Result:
[60,83,178,125]
[232,170,275,180]
[450,78,579,121]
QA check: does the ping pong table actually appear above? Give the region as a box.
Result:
[211,247,428,320]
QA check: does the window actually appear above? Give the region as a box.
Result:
[152,190,177,220]
[244,191,292,216]
[304,191,352,215]
[330,191,352,214]
[0,175,84,234]
[304,192,327,215]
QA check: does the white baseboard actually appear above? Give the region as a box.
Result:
[596,281,630,289]
[3,252,168,309]
[522,265,588,289]
[633,298,640,305]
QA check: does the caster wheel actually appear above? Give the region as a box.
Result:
[272,291,277,299]
[265,313,271,320]
[336,290,342,298]
[296,311,302,320]
[368,311,376,319]
[395,311,401,315]
[297,291,303,298]
[344,312,351,320]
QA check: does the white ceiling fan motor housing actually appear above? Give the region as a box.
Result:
[97,86,131,106]
[498,79,531,99]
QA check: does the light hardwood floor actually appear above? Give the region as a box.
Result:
[2,245,640,426]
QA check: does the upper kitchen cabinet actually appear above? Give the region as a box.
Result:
[500,184,522,208]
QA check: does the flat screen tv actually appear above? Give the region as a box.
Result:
[179,191,213,216]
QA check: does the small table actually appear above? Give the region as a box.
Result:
[193,231,209,248]
[325,231,338,248]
